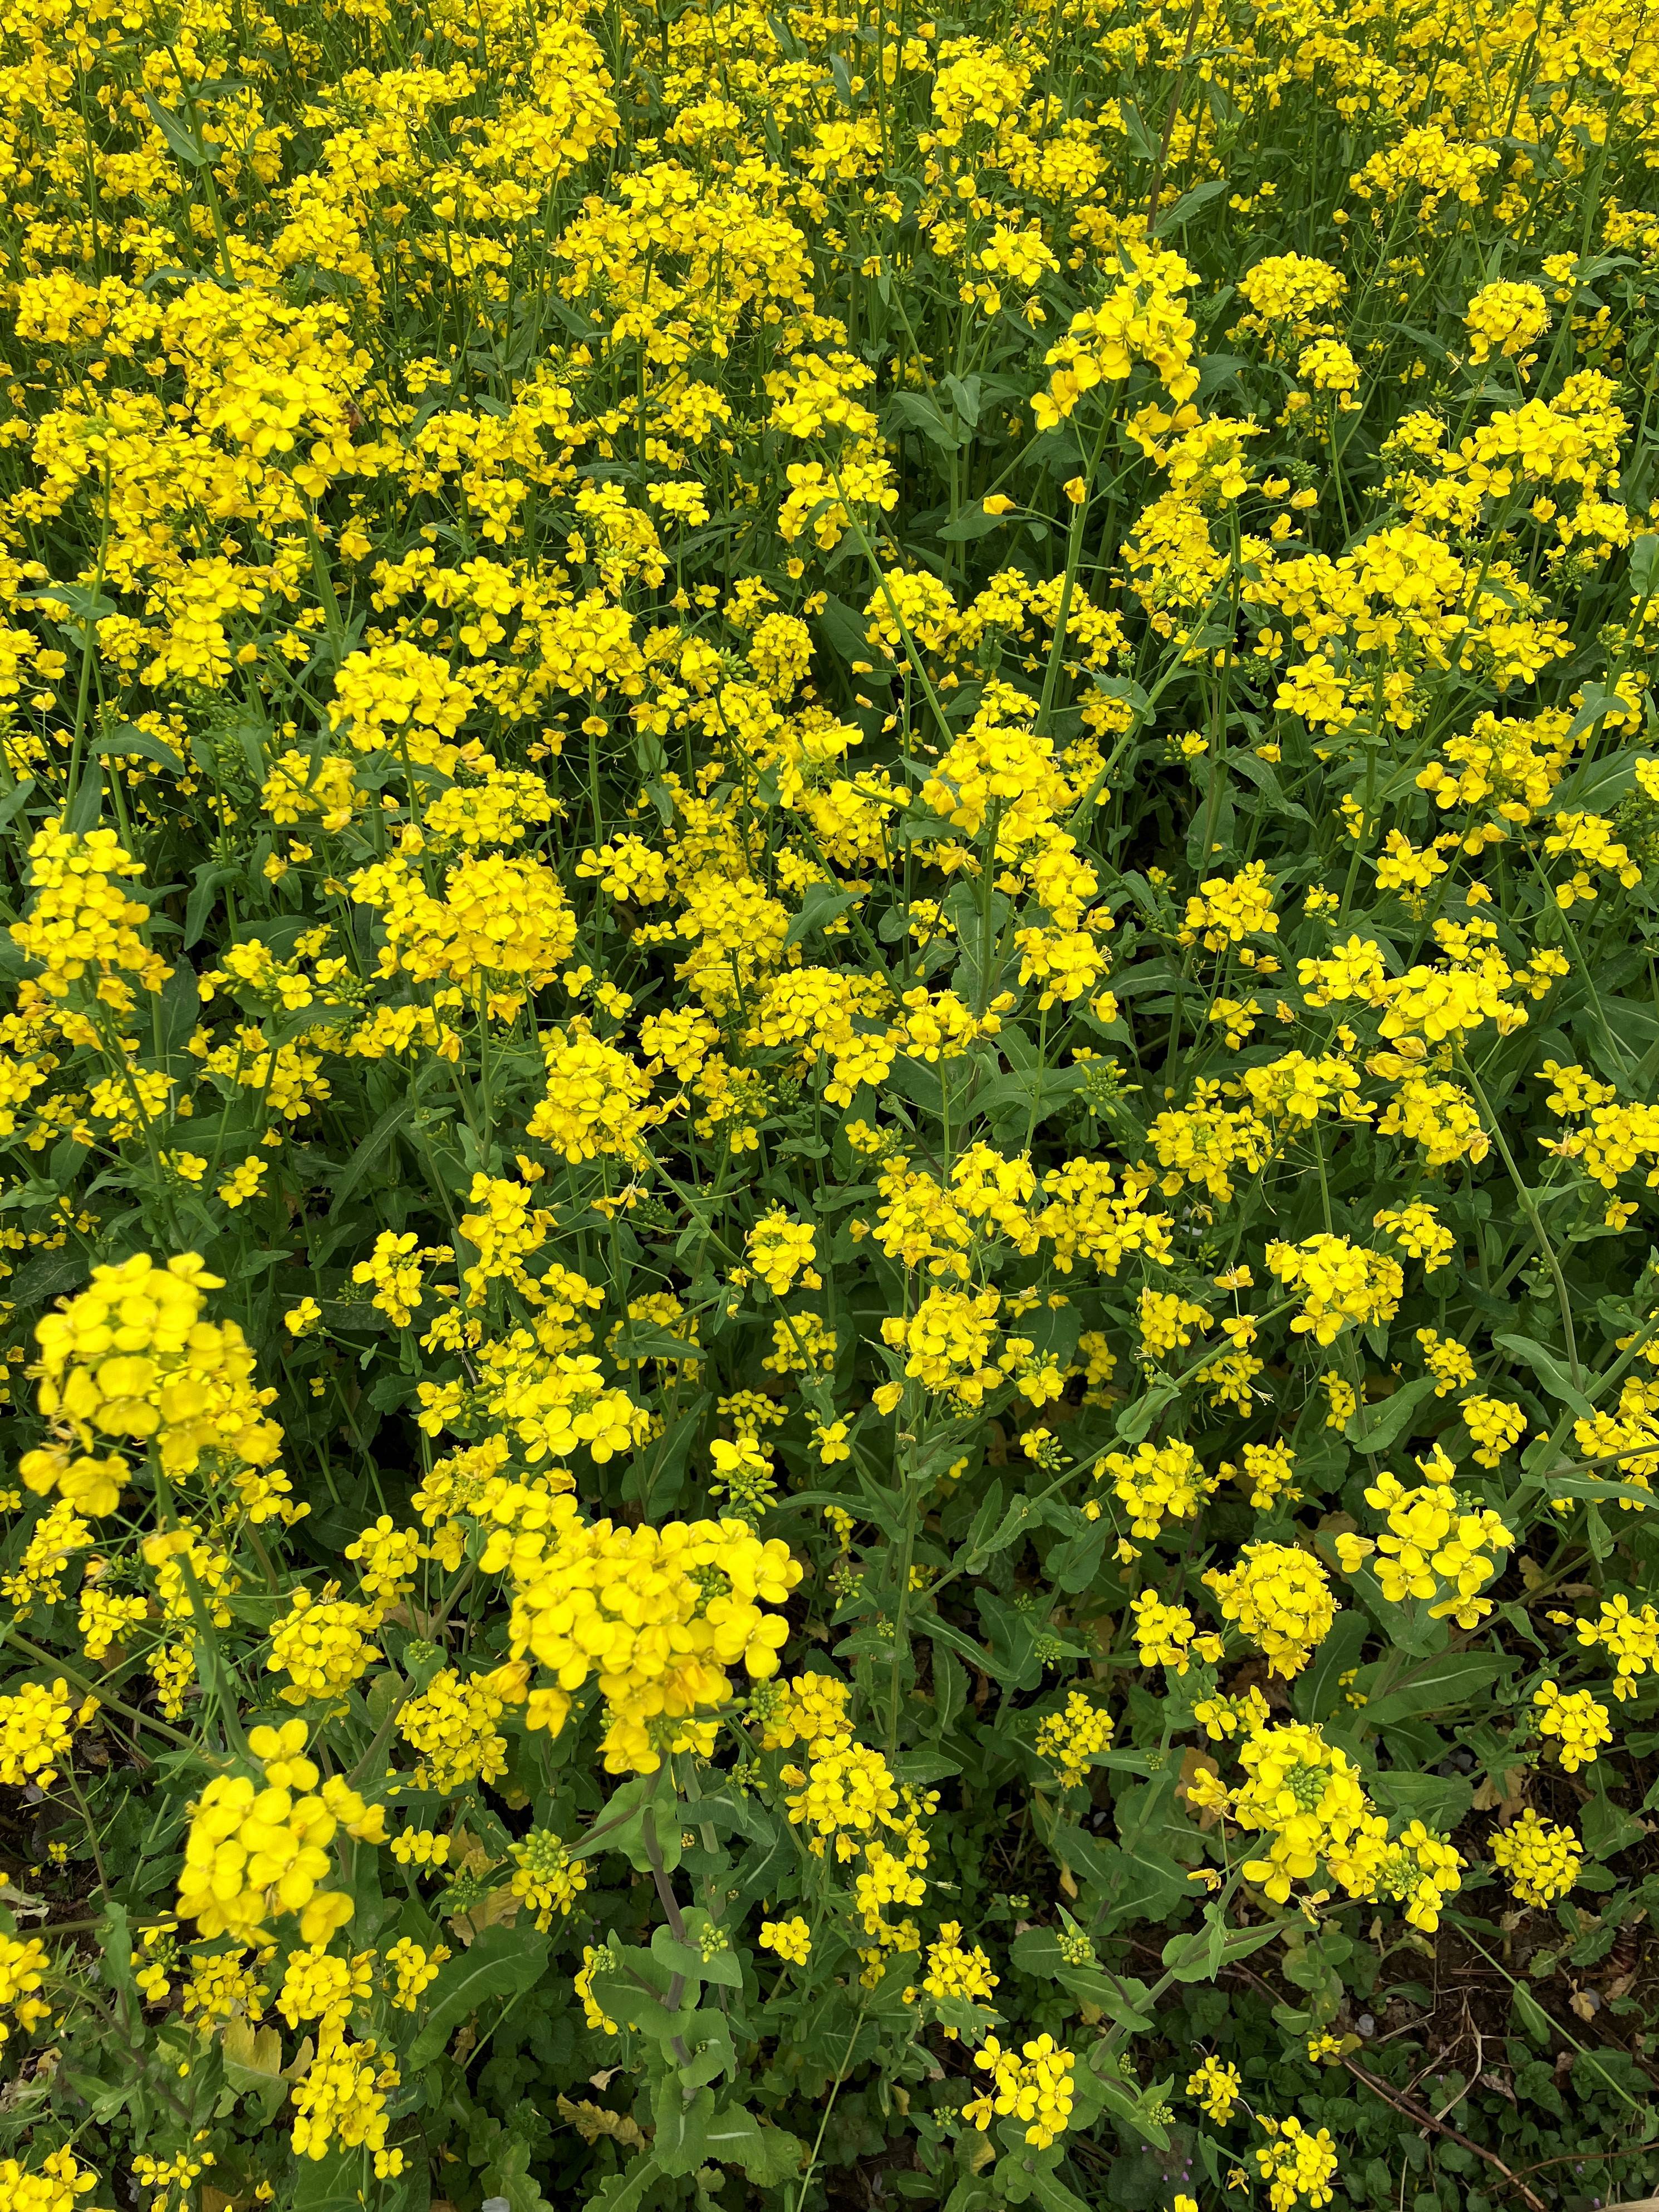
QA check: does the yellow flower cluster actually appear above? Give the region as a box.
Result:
[1491,1809,1582,1907]
[177,1720,384,1945]
[1034,1690,1115,1786]
[25,1253,283,1499]
[1256,2117,1339,2212]
[11,821,171,1016]
[0,2151,104,2212]
[1204,1543,1336,1679]
[397,1667,514,1794]
[290,2027,402,2173]
[1265,1235,1403,1346]
[0,1679,97,1788]
[0,1935,50,2049]
[1189,1722,1462,1930]
[1533,1681,1612,1772]
[1575,1596,1659,1699]
[963,2032,1077,2150]
[509,1830,588,1927]
[267,1586,382,1705]
[474,1493,801,1772]
[759,1916,812,1965]
[1334,1460,1514,1626]
[1095,1439,1214,1538]
[921,1921,999,2009]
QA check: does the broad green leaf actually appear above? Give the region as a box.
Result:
[144,92,212,165]
[1116,1375,1178,1444]
[916,1609,1003,1680]
[94,725,184,774]
[1027,2169,1092,2212]
[578,2157,661,2212]
[1154,176,1229,232]
[1292,1611,1370,1724]
[1362,1655,1507,1729]
[405,1925,550,2069]
[785,879,866,947]
[1343,1373,1440,1455]
[700,2103,805,2184]
[1369,1771,1474,1830]
[652,2083,715,2176]
[1581,1787,1646,1861]
[291,2152,361,2212]
[327,1069,444,1220]
[1495,1332,1593,1418]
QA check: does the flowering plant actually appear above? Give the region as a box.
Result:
[0,0,1657,2210]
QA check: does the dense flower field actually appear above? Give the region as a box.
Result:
[3,0,1659,2205]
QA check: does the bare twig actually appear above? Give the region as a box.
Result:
[1339,2058,1548,2212]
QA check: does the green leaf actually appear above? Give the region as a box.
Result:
[578,2157,662,2212]
[1512,1983,1554,2044]
[916,1610,1002,1681]
[144,92,212,165]
[184,862,239,948]
[1027,2169,1092,2212]
[93,724,185,774]
[1581,1787,1646,1861]
[1159,1928,1217,1983]
[1154,177,1229,233]
[938,504,1011,543]
[1116,1375,1177,1444]
[291,2152,361,2212]
[1563,681,1629,744]
[327,1069,442,1221]
[587,1946,693,2040]
[701,2104,805,2185]
[785,880,865,947]
[968,1491,1046,1563]
[1370,1771,1474,1830]
[652,2083,715,2175]
[975,1065,1088,1137]
[651,1924,735,1990]
[610,1322,700,1364]
[405,1925,551,2069]
[480,2135,554,2212]
[1086,2064,1171,2150]
[1045,1518,1107,1595]
[1116,99,1160,159]
[889,390,970,453]
[96,1902,136,2018]
[814,592,873,670]
[1343,1374,1441,1455]
[1292,1611,1370,1724]
[931,1642,966,1733]
[1494,1332,1593,1419]
[7,1248,87,1306]
[1363,1655,1506,1729]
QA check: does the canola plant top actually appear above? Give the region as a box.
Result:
[0,0,1657,2208]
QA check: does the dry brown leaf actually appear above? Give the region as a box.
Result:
[221,2017,284,2078]
[450,1885,522,1946]
[1471,1767,1529,1818]
[557,2095,649,2150]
